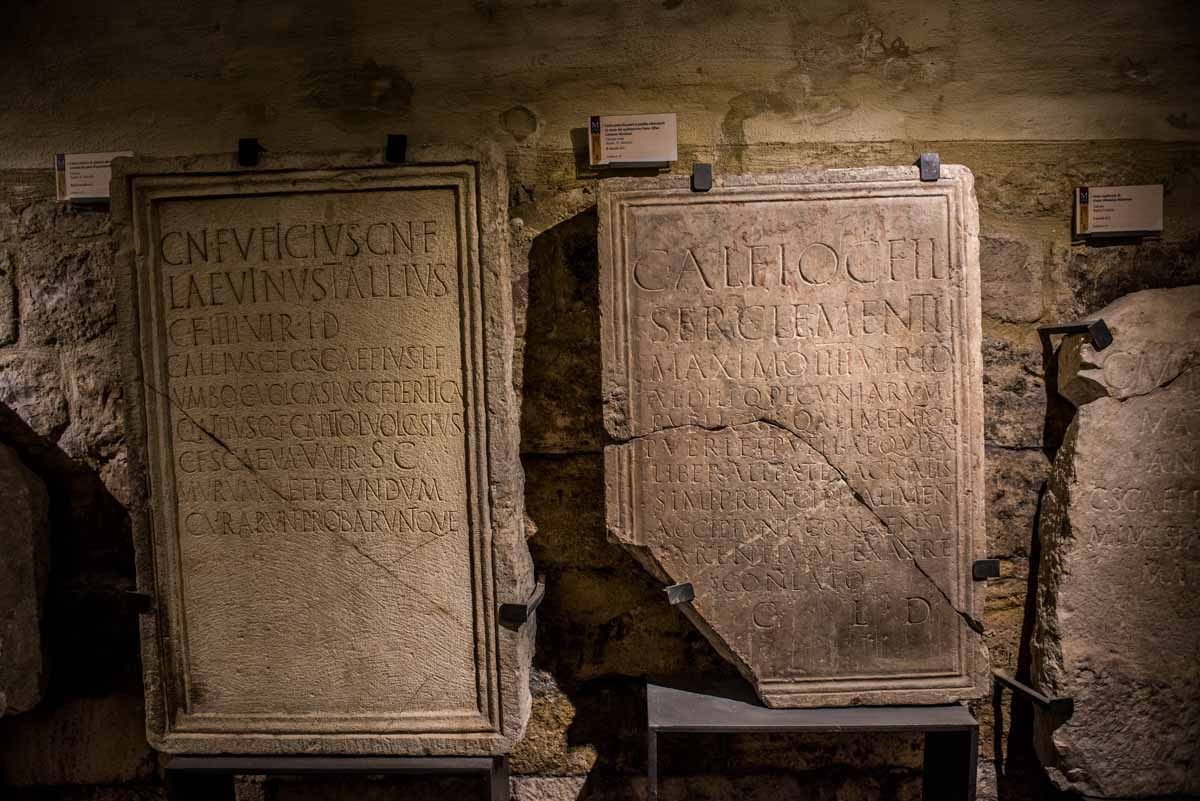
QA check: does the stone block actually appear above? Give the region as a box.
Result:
[0,443,49,716]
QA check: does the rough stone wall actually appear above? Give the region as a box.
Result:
[0,2,1198,800]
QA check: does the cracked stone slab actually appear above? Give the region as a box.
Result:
[0,442,49,716]
[1033,286,1200,797]
[599,166,989,707]
[111,146,534,755]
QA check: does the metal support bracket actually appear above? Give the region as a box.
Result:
[385,134,408,164]
[499,576,545,628]
[993,670,1074,719]
[237,138,263,167]
[665,582,694,605]
[691,163,713,192]
[125,589,154,613]
[917,152,940,182]
[1037,319,1113,351]
[972,559,1001,581]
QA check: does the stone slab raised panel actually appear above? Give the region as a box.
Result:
[112,147,533,755]
[600,167,989,707]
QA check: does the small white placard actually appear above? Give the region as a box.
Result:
[1075,184,1163,236]
[588,113,677,167]
[55,151,133,202]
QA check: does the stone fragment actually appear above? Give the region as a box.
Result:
[0,348,68,439]
[0,443,49,716]
[1032,286,1200,797]
[599,167,989,707]
[0,249,15,344]
[112,147,534,755]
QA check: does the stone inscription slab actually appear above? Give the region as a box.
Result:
[1033,286,1200,797]
[600,167,988,707]
[113,149,533,754]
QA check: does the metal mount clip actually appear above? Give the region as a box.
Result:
[972,559,1001,581]
[499,576,545,628]
[385,134,408,164]
[994,670,1074,719]
[237,138,264,168]
[691,163,713,193]
[665,582,695,605]
[917,152,940,182]
[125,589,154,613]
[1037,319,1113,351]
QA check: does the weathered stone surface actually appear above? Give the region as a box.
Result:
[0,443,49,716]
[112,147,534,754]
[981,334,1046,448]
[1032,286,1200,797]
[984,446,1048,558]
[0,691,155,784]
[17,230,117,345]
[0,348,68,438]
[0,249,15,344]
[600,167,989,707]
[980,235,1041,323]
[59,336,126,461]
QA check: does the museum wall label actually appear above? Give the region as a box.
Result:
[600,167,989,707]
[112,147,534,754]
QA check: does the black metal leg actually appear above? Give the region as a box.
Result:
[165,767,237,801]
[490,755,510,801]
[647,729,658,801]
[923,729,977,801]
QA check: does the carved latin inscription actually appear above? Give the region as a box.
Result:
[115,154,532,755]
[601,168,988,707]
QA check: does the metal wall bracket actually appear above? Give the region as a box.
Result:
[385,134,408,164]
[917,152,940,182]
[237,138,263,167]
[691,163,713,192]
[972,559,1001,581]
[665,582,694,605]
[993,670,1074,719]
[125,589,154,613]
[1037,319,1113,351]
[499,576,545,628]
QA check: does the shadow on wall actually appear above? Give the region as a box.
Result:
[0,403,154,788]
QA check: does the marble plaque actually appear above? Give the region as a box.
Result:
[600,167,988,707]
[1033,286,1200,797]
[112,147,534,754]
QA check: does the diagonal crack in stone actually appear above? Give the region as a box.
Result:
[619,416,986,635]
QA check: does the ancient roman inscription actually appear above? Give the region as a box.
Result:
[601,168,988,707]
[1033,286,1200,797]
[119,159,530,754]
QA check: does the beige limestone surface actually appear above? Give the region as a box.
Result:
[0,443,50,716]
[111,146,534,754]
[600,166,988,707]
[1033,286,1200,797]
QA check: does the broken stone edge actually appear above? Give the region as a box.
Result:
[111,144,535,755]
[599,165,990,707]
